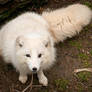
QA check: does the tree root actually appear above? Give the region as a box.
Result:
[74,68,92,73]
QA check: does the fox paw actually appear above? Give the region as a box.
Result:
[39,76,48,86]
[19,75,27,84]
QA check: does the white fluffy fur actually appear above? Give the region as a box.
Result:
[0,12,55,86]
[0,4,91,86]
[42,4,92,43]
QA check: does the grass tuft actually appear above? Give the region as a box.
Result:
[89,50,92,56]
[69,41,82,50]
[82,60,92,67]
[83,1,92,9]
[78,53,89,60]
[77,72,91,82]
[55,78,69,91]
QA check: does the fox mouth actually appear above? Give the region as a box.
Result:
[31,68,38,73]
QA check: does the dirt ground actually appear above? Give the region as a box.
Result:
[0,0,92,92]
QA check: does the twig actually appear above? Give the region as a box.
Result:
[14,74,43,92]
[74,68,92,73]
[15,89,21,92]
[22,74,33,92]
[73,68,92,88]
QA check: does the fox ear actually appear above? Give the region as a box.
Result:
[16,36,24,47]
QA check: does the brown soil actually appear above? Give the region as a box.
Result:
[0,0,92,92]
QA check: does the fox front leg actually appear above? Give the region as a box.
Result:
[18,71,28,84]
[37,70,48,86]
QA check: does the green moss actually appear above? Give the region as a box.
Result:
[78,53,89,60]
[59,42,65,47]
[90,24,92,27]
[77,83,84,92]
[82,60,92,67]
[88,87,92,92]
[84,26,89,31]
[69,41,82,50]
[83,1,92,9]
[89,50,92,56]
[55,78,69,91]
[77,72,91,82]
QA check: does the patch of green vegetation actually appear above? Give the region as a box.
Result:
[55,78,69,91]
[90,24,92,27]
[89,50,92,56]
[88,87,92,92]
[78,53,89,60]
[59,42,65,47]
[69,41,82,50]
[84,26,89,31]
[77,72,91,82]
[83,1,92,9]
[77,83,84,92]
[82,60,92,67]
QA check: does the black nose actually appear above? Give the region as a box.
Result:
[32,67,37,72]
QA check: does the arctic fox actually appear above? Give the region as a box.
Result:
[0,4,91,86]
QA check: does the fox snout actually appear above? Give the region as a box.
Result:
[32,67,37,72]
[27,61,40,73]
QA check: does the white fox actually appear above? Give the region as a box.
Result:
[0,4,91,86]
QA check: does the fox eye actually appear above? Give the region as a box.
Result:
[45,42,48,47]
[38,53,42,58]
[26,54,31,57]
[19,43,23,47]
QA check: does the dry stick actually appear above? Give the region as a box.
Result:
[21,74,43,92]
[22,74,33,92]
[74,68,92,73]
[15,90,20,92]
[17,73,43,92]
[73,68,92,88]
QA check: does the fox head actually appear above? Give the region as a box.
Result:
[15,33,55,73]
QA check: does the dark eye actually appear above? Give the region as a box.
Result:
[19,43,23,47]
[38,54,42,58]
[26,54,31,57]
[45,42,48,47]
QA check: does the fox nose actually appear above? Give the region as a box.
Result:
[32,67,37,72]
